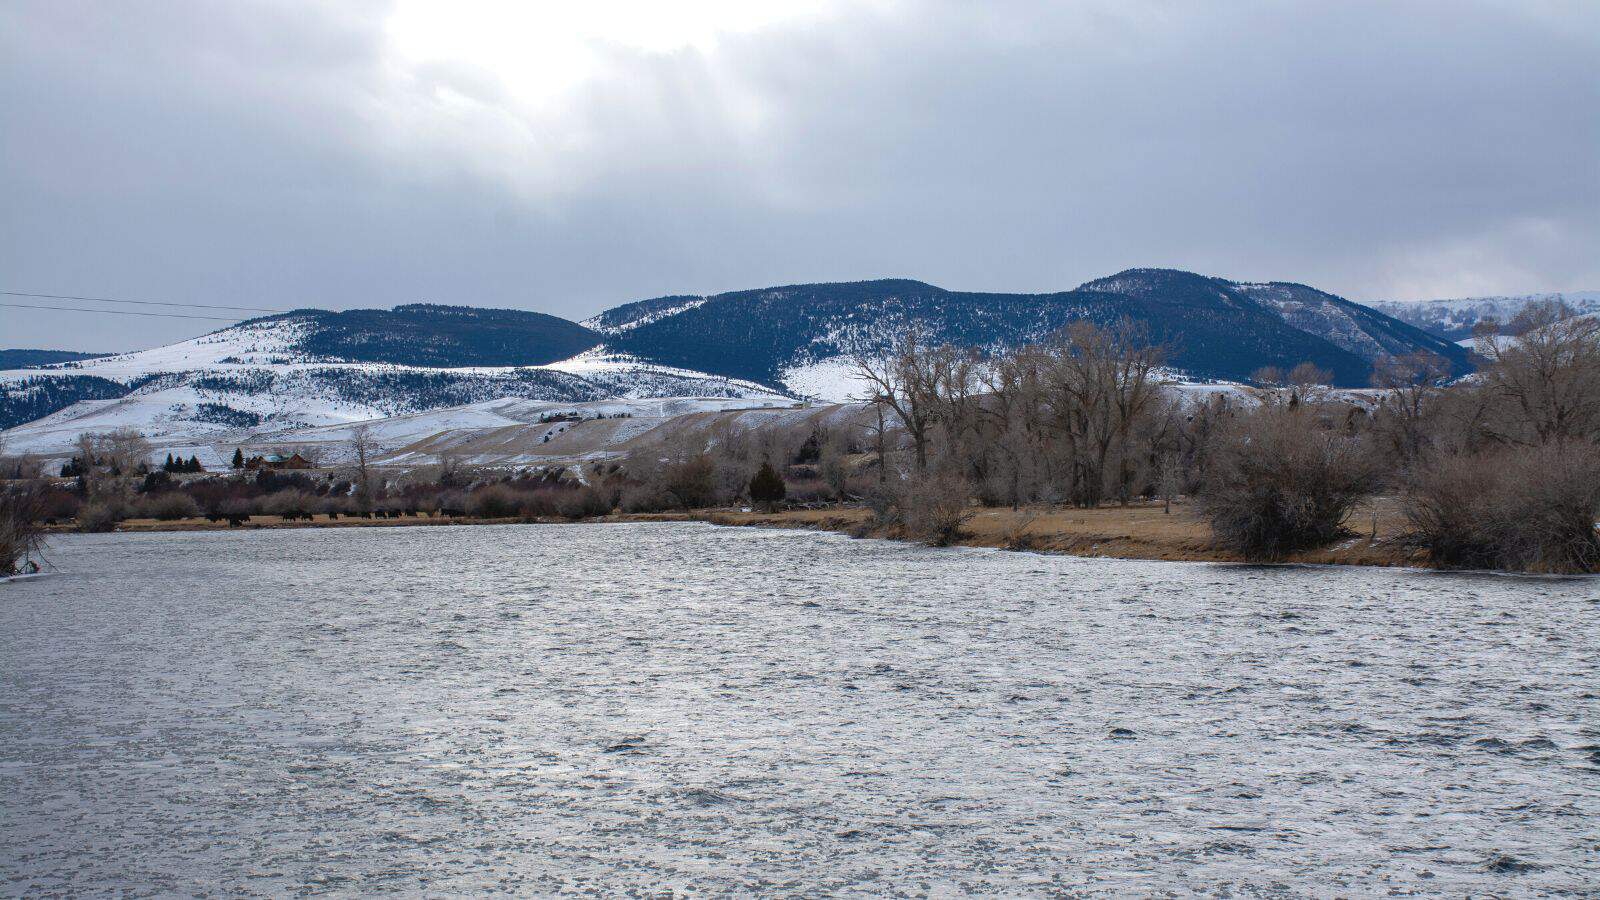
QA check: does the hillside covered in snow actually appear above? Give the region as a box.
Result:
[1366,291,1600,342]
[3,267,1487,461]
[0,312,786,460]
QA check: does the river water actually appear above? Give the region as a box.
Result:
[2,523,1596,895]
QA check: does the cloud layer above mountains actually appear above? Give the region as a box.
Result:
[2,0,1596,350]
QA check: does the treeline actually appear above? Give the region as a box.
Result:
[5,411,871,537]
[0,375,130,429]
[20,464,619,532]
[852,302,1600,572]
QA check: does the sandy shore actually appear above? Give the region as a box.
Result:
[41,499,1423,568]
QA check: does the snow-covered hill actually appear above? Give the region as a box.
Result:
[0,315,788,460]
[1,268,1517,458]
[1366,291,1600,341]
[266,395,818,468]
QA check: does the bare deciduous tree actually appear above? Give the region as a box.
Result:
[1370,351,1450,465]
[348,424,377,512]
[1039,320,1167,507]
[854,329,956,473]
[1473,301,1600,446]
[1,485,47,576]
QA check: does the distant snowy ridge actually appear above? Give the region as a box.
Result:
[1366,291,1600,341]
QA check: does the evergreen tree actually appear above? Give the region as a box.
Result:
[140,470,172,494]
[748,460,787,512]
[164,453,175,472]
[232,448,244,469]
[188,455,202,472]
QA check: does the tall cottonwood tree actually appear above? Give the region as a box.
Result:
[1473,301,1600,446]
[1039,320,1167,507]
[854,330,952,473]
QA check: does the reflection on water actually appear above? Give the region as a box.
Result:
[2,523,1596,894]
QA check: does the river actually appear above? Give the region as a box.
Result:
[2,523,1596,895]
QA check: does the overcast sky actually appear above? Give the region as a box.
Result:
[2,0,1596,352]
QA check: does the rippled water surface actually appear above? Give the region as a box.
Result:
[3,524,1598,895]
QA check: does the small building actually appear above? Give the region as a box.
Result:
[245,452,313,471]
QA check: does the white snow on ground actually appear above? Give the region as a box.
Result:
[0,378,388,464]
[780,357,874,403]
[151,445,233,471]
[1,316,792,463]
[0,323,784,390]
[1167,380,1254,405]
[266,396,801,464]
[1366,291,1600,338]
[362,398,854,469]
[2,385,804,471]
[4,317,318,380]
[581,297,708,334]
[535,348,783,398]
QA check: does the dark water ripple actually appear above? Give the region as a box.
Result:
[2,523,1597,895]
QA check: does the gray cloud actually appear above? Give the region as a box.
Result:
[2,0,1596,351]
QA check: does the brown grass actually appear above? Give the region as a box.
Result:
[702,498,1419,567]
[43,500,1422,567]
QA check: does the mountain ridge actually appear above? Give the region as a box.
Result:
[600,269,1470,390]
[239,303,602,367]
[3,268,1477,454]
[1366,291,1600,341]
[0,349,115,368]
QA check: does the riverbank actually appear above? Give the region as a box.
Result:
[39,499,1423,567]
[695,502,1420,567]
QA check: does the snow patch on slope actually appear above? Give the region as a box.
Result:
[22,317,319,380]
[1233,283,1391,359]
[581,297,708,334]
[268,396,802,467]
[781,357,873,403]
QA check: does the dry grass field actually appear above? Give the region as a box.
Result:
[46,498,1425,568]
[701,497,1421,567]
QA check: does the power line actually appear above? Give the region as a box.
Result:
[0,302,243,322]
[0,290,288,314]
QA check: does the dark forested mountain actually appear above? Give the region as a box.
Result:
[0,374,137,429]
[0,269,1482,444]
[259,304,602,367]
[594,269,1471,388]
[0,349,113,368]
[581,295,708,334]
